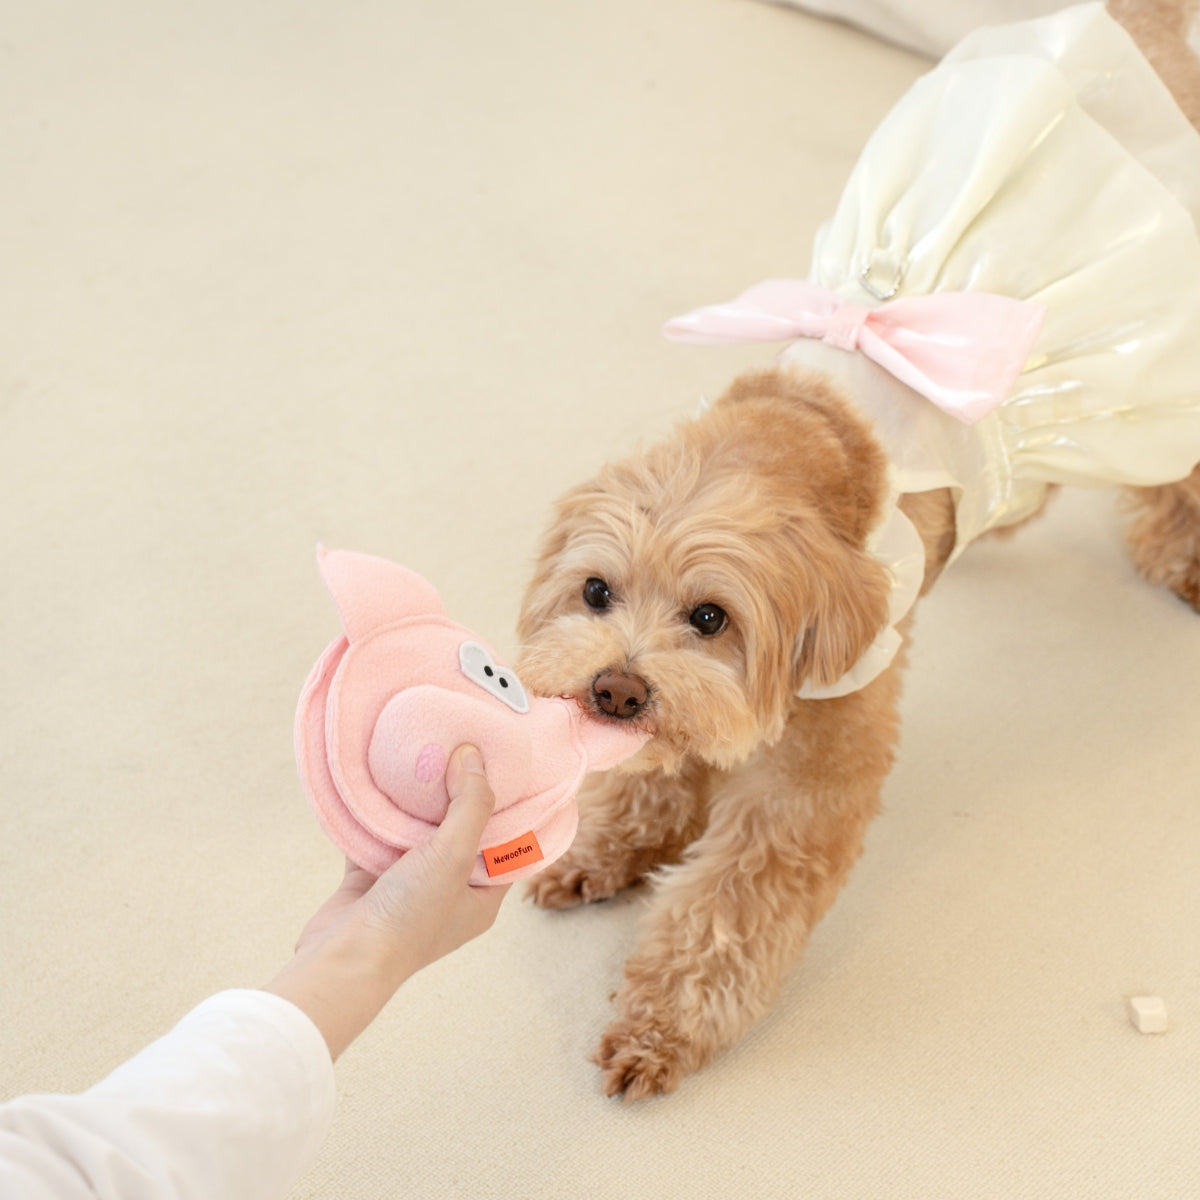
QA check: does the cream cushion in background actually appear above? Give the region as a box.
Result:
[767,0,1085,55]
[2,1,1197,1197]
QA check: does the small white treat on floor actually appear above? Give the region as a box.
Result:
[1128,996,1169,1034]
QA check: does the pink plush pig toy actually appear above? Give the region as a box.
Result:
[295,548,649,884]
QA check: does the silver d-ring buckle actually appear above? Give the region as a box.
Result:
[860,252,904,301]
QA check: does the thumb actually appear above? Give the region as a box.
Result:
[440,745,497,851]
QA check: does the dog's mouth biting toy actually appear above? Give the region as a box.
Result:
[295,548,650,885]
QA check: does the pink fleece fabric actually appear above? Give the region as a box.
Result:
[295,548,649,885]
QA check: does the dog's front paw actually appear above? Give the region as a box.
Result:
[527,855,625,909]
[593,1016,690,1101]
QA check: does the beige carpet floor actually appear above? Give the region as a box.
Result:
[3,1,1198,1196]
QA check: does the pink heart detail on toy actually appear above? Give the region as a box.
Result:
[415,744,448,785]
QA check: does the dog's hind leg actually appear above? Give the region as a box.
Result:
[1121,464,1200,612]
[1106,0,1200,611]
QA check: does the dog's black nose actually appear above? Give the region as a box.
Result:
[592,671,649,720]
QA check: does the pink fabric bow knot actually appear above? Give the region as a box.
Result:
[663,278,1046,425]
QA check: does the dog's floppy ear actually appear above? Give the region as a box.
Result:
[714,366,896,694]
[790,526,893,692]
[736,509,893,735]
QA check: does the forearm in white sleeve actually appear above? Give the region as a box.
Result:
[0,989,337,1200]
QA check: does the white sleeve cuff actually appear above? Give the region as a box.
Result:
[0,989,337,1200]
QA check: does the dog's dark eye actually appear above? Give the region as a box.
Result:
[689,602,727,637]
[583,577,613,611]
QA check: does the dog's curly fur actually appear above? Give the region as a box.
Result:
[516,1,1200,1101]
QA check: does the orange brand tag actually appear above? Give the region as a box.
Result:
[482,831,544,877]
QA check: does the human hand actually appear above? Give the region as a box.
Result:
[294,745,510,969]
[266,745,510,1058]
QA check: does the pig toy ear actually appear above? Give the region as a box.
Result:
[317,547,446,642]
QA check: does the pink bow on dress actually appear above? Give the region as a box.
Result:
[663,278,1046,425]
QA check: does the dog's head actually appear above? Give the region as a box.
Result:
[516,368,894,773]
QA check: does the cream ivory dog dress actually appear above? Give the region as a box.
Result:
[667,2,1200,697]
